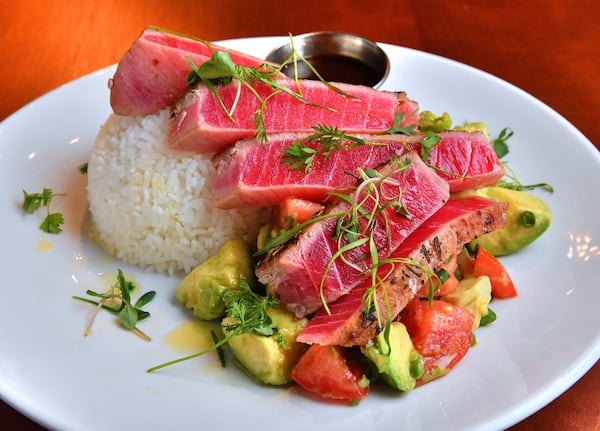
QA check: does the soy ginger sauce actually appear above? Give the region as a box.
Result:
[281,54,382,87]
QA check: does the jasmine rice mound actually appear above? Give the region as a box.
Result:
[87,109,270,275]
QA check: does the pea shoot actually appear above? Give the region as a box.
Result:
[485,127,554,193]
[491,127,513,159]
[72,269,156,342]
[497,161,554,193]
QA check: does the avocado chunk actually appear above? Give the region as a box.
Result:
[418,110,452,132]
[442,276,492,329]
[176,239,256,320]
[452,121,490,139]
[360,322,424,392]
[458,187,551,256]
[222,305,308,385]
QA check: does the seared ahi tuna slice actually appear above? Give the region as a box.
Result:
[256,152,449,318]
[212,130,504,209]
[169,79,418,154]
[296,196,508,346]
[110,27,268,116]
[428,131,506,192]
[457,134,507,192]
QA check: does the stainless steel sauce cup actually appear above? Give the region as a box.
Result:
[265,32,390,88]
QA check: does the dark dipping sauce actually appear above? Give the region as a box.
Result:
[280,55,382,87]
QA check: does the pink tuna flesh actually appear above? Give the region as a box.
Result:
[168,79,418,154]
[212,130,504,209]
[297,196,508,346]
[109,27,267,116]
[255,151,449,318]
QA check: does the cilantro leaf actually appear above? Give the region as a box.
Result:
[22,188,66,234]
[40,212,64,234]
[22,190,43,213]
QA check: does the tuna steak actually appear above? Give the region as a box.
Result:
[296,196,508,346]
[168,79,419,154]
[212,130,504,209]
[255,152,449,318]
[431,131,505,192]
[109,27,267,116]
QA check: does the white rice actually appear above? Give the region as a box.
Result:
[87,109,270,275]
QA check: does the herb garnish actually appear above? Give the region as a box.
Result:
[491,127,513,159]
[72,269,156,342]
[380,111,441,161]
[281,111,437,172]
[262,158,423,317]
[22,188,66,234]
[282,125,378,172]
[147,280,278,372]
[380,111,418,136]
[496,163,554,193]
[487,127,553,193]
[479,307,497,326]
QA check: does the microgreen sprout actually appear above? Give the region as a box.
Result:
[497,162,554,193]
[491,127,513,159]
[72,269,156,342]
[488,127,553,192]
[147,280,278,372]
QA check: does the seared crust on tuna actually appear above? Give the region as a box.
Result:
[296,196,508,346]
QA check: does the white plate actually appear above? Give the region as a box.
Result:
[1,36,599,431]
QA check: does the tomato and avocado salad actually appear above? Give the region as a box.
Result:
[147,117,552,404]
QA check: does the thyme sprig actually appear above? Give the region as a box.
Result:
[281,111,432,172]
[147,280,278,373]
[282,125,380,172]
[72,269,156,341]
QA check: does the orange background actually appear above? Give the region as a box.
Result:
[1,1,599,430]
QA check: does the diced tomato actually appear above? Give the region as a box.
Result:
[275,197,324,230]
[473,247,517,298]
[290,344,369,403]
[417,254,460,298]
[400,299,474,385]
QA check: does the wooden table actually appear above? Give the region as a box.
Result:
[1,1,598,429]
